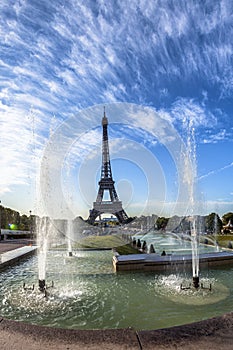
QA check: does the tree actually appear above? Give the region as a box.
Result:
[222,212,233,226]
[205,213,222,234]
[1,207,19,229]
[156,217,169,230]
[19,214,30,231]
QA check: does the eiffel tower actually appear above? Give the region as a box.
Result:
[88,108,129,225]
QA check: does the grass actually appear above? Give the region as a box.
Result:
[115,243,141,255]
[54,234,140,254]
[57,234,127,249]
[213,234,233,249]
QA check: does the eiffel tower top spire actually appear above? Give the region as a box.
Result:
[101,107,112,180]
[87,108,130,225]
[102,106,107,125]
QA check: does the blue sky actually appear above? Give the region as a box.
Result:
[0,0,233,219]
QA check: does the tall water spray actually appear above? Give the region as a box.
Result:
[67,219,73,257]
[214,213,220,252]
[37,216,53,291]
[183,116,199,288]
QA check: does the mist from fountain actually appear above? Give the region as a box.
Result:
[67,219,73,257]
[37,216,53,289]
[213,213,220,251]
[183,115,199,288]
[199,235,219,251]
[191,219,199,286]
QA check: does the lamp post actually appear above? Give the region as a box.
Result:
[29,210,32,239]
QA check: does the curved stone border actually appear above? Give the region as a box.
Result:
[1,312,233,349]
[138,311,233,349]
[0,318,139,349]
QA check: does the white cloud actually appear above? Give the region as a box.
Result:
[202,130,227,144]
[0,110,39,195]
[198,162,233,181]
[0,0,232,216]
[171,98,217,127]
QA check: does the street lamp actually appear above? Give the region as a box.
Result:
[29,210,32,237]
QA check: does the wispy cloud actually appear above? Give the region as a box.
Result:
[171,98,217,127]
[202,129,227,144]
[0,0,232,215]
[0,106,41,195]
[198,162,233,180]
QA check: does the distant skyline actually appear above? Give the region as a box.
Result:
[0,0,233,219]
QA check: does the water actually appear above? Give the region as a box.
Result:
[179,112,200,284]
[0,250,232,331]
[37,217,52,281]
[133,232,221,255]
[66,220,73,256]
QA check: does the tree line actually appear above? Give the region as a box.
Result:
[0,203,232,235]
[0,205,35,231]
[156,212,233,234]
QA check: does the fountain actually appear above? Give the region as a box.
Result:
[37,216,50,291]
[191,220,199,289]
[66,220,73,257]
[1,104,233,333]
[184,114,200,290]
[0,244,232,330]
[36,216,55,296]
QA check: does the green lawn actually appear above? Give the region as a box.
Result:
[66,234,126,249]
[214,234,233,249]
[55,234,140,254]
[115,243,140,255]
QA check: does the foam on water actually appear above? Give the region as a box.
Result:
[155,274,229,305]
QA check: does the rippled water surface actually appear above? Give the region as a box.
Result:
[0,250,233,330]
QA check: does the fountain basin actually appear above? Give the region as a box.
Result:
[1,250,233,332]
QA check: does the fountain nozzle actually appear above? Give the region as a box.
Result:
[39,279,46,292]
[193,276,199,289]
[38,280,54,297]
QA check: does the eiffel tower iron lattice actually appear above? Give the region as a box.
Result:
[88,109,130,225]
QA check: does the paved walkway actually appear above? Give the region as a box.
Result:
[1,242,233,349]
[0,242,27,254]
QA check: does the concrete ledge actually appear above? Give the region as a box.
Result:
[138,311,233,349]
[0,318,140,350]
[0,246,37,271]
[113,251,233,271]
[1,312,233,349]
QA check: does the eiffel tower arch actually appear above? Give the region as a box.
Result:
[88,109,130,225]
